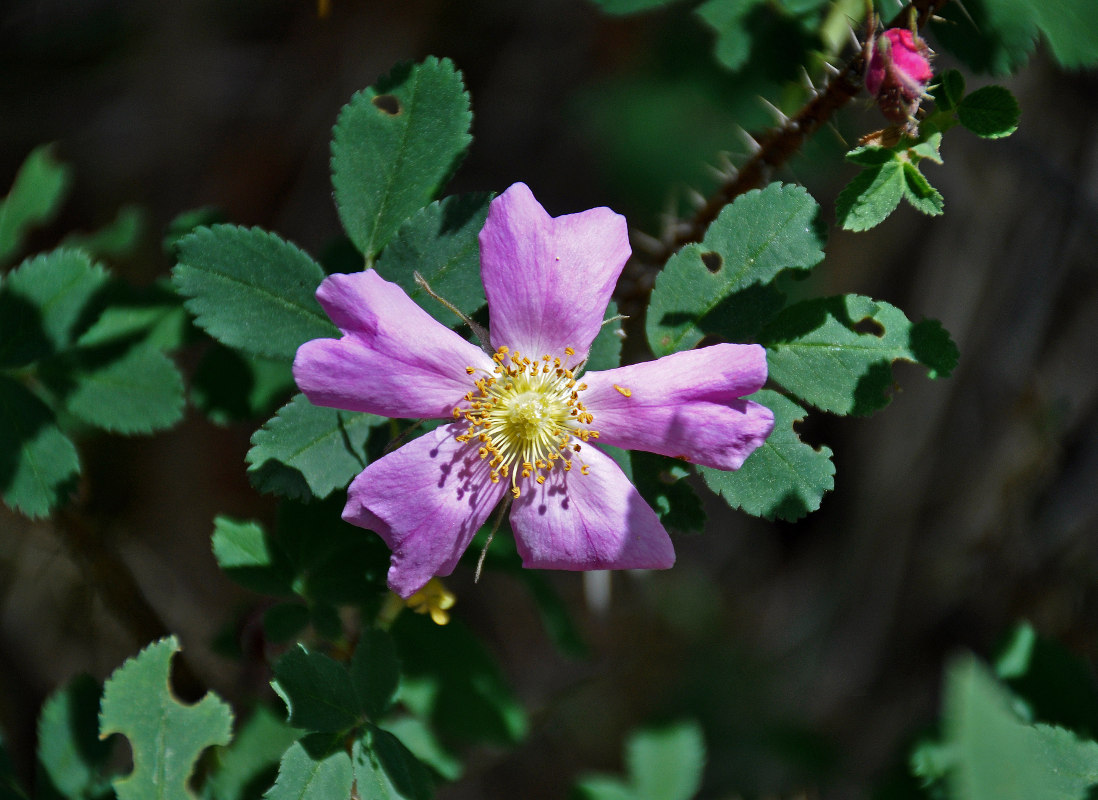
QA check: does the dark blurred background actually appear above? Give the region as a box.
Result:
[2,0,1097,797]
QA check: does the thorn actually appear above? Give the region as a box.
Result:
[687,188,707,209]
[758,95,789,125]
[822,60,841,77]
[631,228,663,256]
[734,125,762,154]
[952,0,978,30]
[705,161,729,181]
[800,65,818,95]
[847,23,863,52]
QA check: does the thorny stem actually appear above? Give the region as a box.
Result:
[632,0,949,276]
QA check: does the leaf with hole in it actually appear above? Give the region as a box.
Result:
[374,193,490,328]
[646,183,824,357]
[37,674,113,800]
[246,393,383,501]
[264,734,353,800]
[699,389,833,522]
[99,637,233,800]
[0,145,71,265]
[172,225,334,361]
[836,160,905,232]
[271,645,361,734]
[957,85,1020,139]
[352,724,434,800]
[763,295,958,416]
[332,57,472,261]
[0,376,80,518]
[56,343,184,434]
[0,250,110,369]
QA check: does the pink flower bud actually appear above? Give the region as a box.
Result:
[865,28,933,124]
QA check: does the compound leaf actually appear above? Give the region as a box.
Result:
[263,734,352,800]
[699,389,834,522]
[332,57,472,261]
[99,637,233,800]
[352,725,434,800]
[172,226,333,361]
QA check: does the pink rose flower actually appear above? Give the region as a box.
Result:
[865,28,934,124]
[294,183,774,598]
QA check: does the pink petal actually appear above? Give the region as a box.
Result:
[343,424,507,598]
[509,445,675,571]
[581,344,774,471]
[293,270,494,419]
[479,183,630,361]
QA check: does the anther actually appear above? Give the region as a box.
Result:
[580,465,590,475]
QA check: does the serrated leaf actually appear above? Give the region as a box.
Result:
[353,725,434,800]
[58,344,184,434]
[374,193,489,327]
[836,160,905,232]
[246,393,383,501]
[699,389,833,522]
[844,145,896,166]
[212,516,294,596]
[206,706,299,800]
[646,183,824,356]
[351,629,400,721]
[0,145,71,265]
[37,675,113,800]
[957,85,1020,139]
[271,646,360,733]
[0,250,109,368]
[99,637,233,800]
[263,734,352,800]
[0,376,79,518]
[908,131,944,165]
[626,721,706,800]
[172,226,334,361]
[332,58,472,261]
[392,614,526,746]
[934,69,966,112]
[945,656,1098,800]
[901,163,945,217]
[763,295,958,415]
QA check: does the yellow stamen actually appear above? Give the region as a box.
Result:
[614,384,631,397]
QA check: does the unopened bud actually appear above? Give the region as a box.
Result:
[865,28,933,125]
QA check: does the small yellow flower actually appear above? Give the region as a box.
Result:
[405,578,456,625]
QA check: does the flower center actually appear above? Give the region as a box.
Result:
[454,346,597,497]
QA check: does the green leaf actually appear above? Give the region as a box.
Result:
[58,344,184,434]
[646,183,824,356]
[588,0,680,14]
[263,734,352,800]
[211,516,294,596]
[908,132,944,165]
[844,145,896,166]
[352,725,434,800]
[392,614,526,746]
[76,286,188,352]
[901,163,945,217]
[0,376,80,518]
[374,193,489,328]
[172,226,334,361]
[0,145,71,265]
[205,706,300,800]
[63,205,145,262]
[699,389,834,522]
[246,393,383,501]
[957,85,1020,139]
[934,69,966,112]
[626,721,706,800]
[631,452,706,534]
[37,675,113,800]
[586,301,624,373]
[271,646,360,733]
[572,776,636,800]
[351,629,401,721]
[380,718,461,782]
[695,0,768,71]
[945,656,1098,800]
[0,250,110,368]
[762,295,959,415]
[332,57,472,261]
[99,637,233,800]
[836,160,905,232]
[191,346,294,426]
